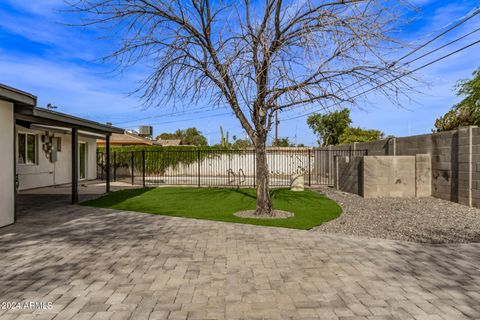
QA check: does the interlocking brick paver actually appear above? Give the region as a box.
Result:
[1,194,479,320]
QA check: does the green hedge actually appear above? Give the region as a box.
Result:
[97,146,253,176]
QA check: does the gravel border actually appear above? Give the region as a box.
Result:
[234,209,294,219]
[312,186,480,243]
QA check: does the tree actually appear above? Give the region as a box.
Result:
[156,127,207,146]
[72,0,414,216]
[435,68,480,132]
[307,109,352,146]
[308,108,383,144]
[273,137,293,147]
[232,137,253,149]
[338,127,383,144]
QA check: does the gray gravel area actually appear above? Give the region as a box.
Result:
[313,186,480,243]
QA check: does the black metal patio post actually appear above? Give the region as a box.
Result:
[308,149,312,187]
[131,151,135,185]
[197,149,201,187]
[142,150,146,188]
[106,134,111,193]
[72,128,79,204]
[113,151,117,182]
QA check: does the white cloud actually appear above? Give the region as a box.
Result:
[0,51,145,119]
[0,1,108,61]
[2,0,66,17]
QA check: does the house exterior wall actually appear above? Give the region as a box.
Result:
[16,126,97,190]
[0,100,15,227]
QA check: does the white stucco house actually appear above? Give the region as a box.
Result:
[0,84,123,228]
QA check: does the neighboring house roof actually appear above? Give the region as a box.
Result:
[155,139,182,146]
[97,132,153,146]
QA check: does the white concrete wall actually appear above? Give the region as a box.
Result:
[0,100,15,227]
[16,126,97,190]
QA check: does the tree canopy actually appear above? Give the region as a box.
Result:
[156,127,207,146]
[307,109,352,146]
[434,68,480,132]
[338,127,384,144]
[308,108,383,145]
[232,138,253,149]
[273,137,293,147]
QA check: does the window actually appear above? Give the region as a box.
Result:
[18,133,37,165]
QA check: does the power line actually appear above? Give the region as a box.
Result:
[415,6,480,41]
[118,7,480,128]
[397,7,480,62]
[402,25,480,66]
[114,104,230,125]
[118,7,480,130]
[336,7,480,94]
[281,7,480,120]
[123,111,233,128]
[275,7,480,140]
[282,37,480,122]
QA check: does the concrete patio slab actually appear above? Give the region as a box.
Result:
[1,194,479,319]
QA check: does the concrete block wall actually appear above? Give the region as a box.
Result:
[334,156,363,196]
[355,139,392,155]
[396,134,433,155]
[457,127,472,206]
[335,155,431,199]
[471,127,480,207]
[429,130,457,202]
[362,156,416,198]
[416,154,432,197]
[322,128,479,206]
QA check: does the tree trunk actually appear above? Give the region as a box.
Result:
[254,140,273,216]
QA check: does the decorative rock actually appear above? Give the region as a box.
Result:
[290,173,304,191]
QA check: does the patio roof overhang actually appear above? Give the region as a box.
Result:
[0,83,37,108]
[15,107,124,135]
[2,83,122,208]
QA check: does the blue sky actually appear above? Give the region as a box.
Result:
[0,0,479,146]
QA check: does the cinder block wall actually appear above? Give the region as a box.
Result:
[362,156,416,198]
[321,126,479,207]
[472,127,480,207]
[335,156,363,196]
[335,155,431,198]
[416,154,432,197]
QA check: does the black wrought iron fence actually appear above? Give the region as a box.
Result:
[97,148,368,187]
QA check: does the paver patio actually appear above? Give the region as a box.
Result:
[1,194,480,320]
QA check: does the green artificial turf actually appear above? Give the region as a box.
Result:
[82,187,342,230]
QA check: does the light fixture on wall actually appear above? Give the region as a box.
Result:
[41,131,61,163]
